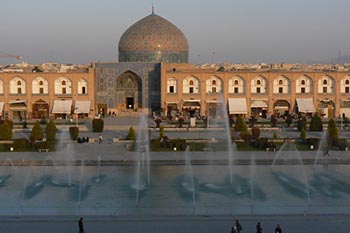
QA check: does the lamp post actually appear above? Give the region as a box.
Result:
[75,107,79,127]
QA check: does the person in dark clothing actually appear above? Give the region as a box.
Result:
[256,222,262,233]
[230,227,235,233]
[275,224,282,233]
[235,219,242,233]
[78,217,84,233]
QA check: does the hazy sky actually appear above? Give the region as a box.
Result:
[1,0,350,64]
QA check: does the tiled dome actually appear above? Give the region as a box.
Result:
[118,13,189,63]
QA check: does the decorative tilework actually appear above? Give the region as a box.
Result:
[118,14,189,63]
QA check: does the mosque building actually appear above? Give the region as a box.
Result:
[1,9,350,120]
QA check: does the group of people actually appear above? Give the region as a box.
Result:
[230,219,282,233]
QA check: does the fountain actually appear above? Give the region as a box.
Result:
[271,141,312,209]
[206,94,235,183]
[132,112,151,204]
[313,131,328,168]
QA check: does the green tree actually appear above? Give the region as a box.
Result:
[45,120,57,141]
[327,118,338,146]
[234,115,247,132]
[92,118,104,132]
[69,126,79,140]
[300,127,306,143]
[309,112,323,131]
[251,126,261,140]
[31,121,43,141]
[0,122,12,140]
[159,125,164,139]
[126,126,136,140]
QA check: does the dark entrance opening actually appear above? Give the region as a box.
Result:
[126,97,134,109]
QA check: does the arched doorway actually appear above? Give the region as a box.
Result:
[32,99,49,119]
[273,100,290,117]
[116,71,142,112]
[318,99,335,118]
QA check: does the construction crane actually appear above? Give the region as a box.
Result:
[0,53,22,60]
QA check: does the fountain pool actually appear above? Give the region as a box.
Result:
[0,162,350,216]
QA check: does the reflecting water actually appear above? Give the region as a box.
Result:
[0,163,350,216]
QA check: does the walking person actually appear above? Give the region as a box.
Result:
[256,222,263,233]
[98,134,103,144]
[275,224,282,233]
[78,217,84,233]
[234,219,242,233]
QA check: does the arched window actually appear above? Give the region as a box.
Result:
[296,76,312,94]
[55,77,72,95]
[167,78,177,94]
[206,76,222,94]
[229,76,245,94]
[10,77,26,94]
[341,76,350,94]
[318,76,334,94]
[183,76,199,94]
[32,77,49,94]
[78,79,88,95]
[0,79,4,94]
[251,76,267,94]
[273,76,290,94]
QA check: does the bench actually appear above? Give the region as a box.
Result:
[38,149,49,152]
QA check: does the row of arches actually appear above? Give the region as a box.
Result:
[0,77,88,95]
[167,75,350,95]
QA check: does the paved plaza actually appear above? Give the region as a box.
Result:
[1,116,350,232]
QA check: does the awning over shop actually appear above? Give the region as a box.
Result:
[251,100,267,108]
[9,100,26,105]
[74,100,91,114]
[228,98,247,114]
[0,102,4,115]
[296,98,315,113]
[52,100,72,114]
[183,99,201,107]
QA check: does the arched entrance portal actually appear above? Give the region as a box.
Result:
[317,99,335,118]
[32,99,49,119]
[273,100,290,117]
[116,71,142,112]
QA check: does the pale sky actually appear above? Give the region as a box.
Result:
[1,0,350,64]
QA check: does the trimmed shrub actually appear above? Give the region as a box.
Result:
[13,138,31,151]
[0,119,13,129]
[327,118,338,146]
[69,126,79,140]
[0,121,12,140]
[251,126,261,140]
[169,139,187,151]
[234,115,247,132]
[126,126,136,140]
[159,125,164,139]
[45,120,57,141]
[92,118,104,132]
[31,121,44,141]
[300,127,306,143]
[297,117,307,131]
[240,129,252,144]
[309,112,323,131]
